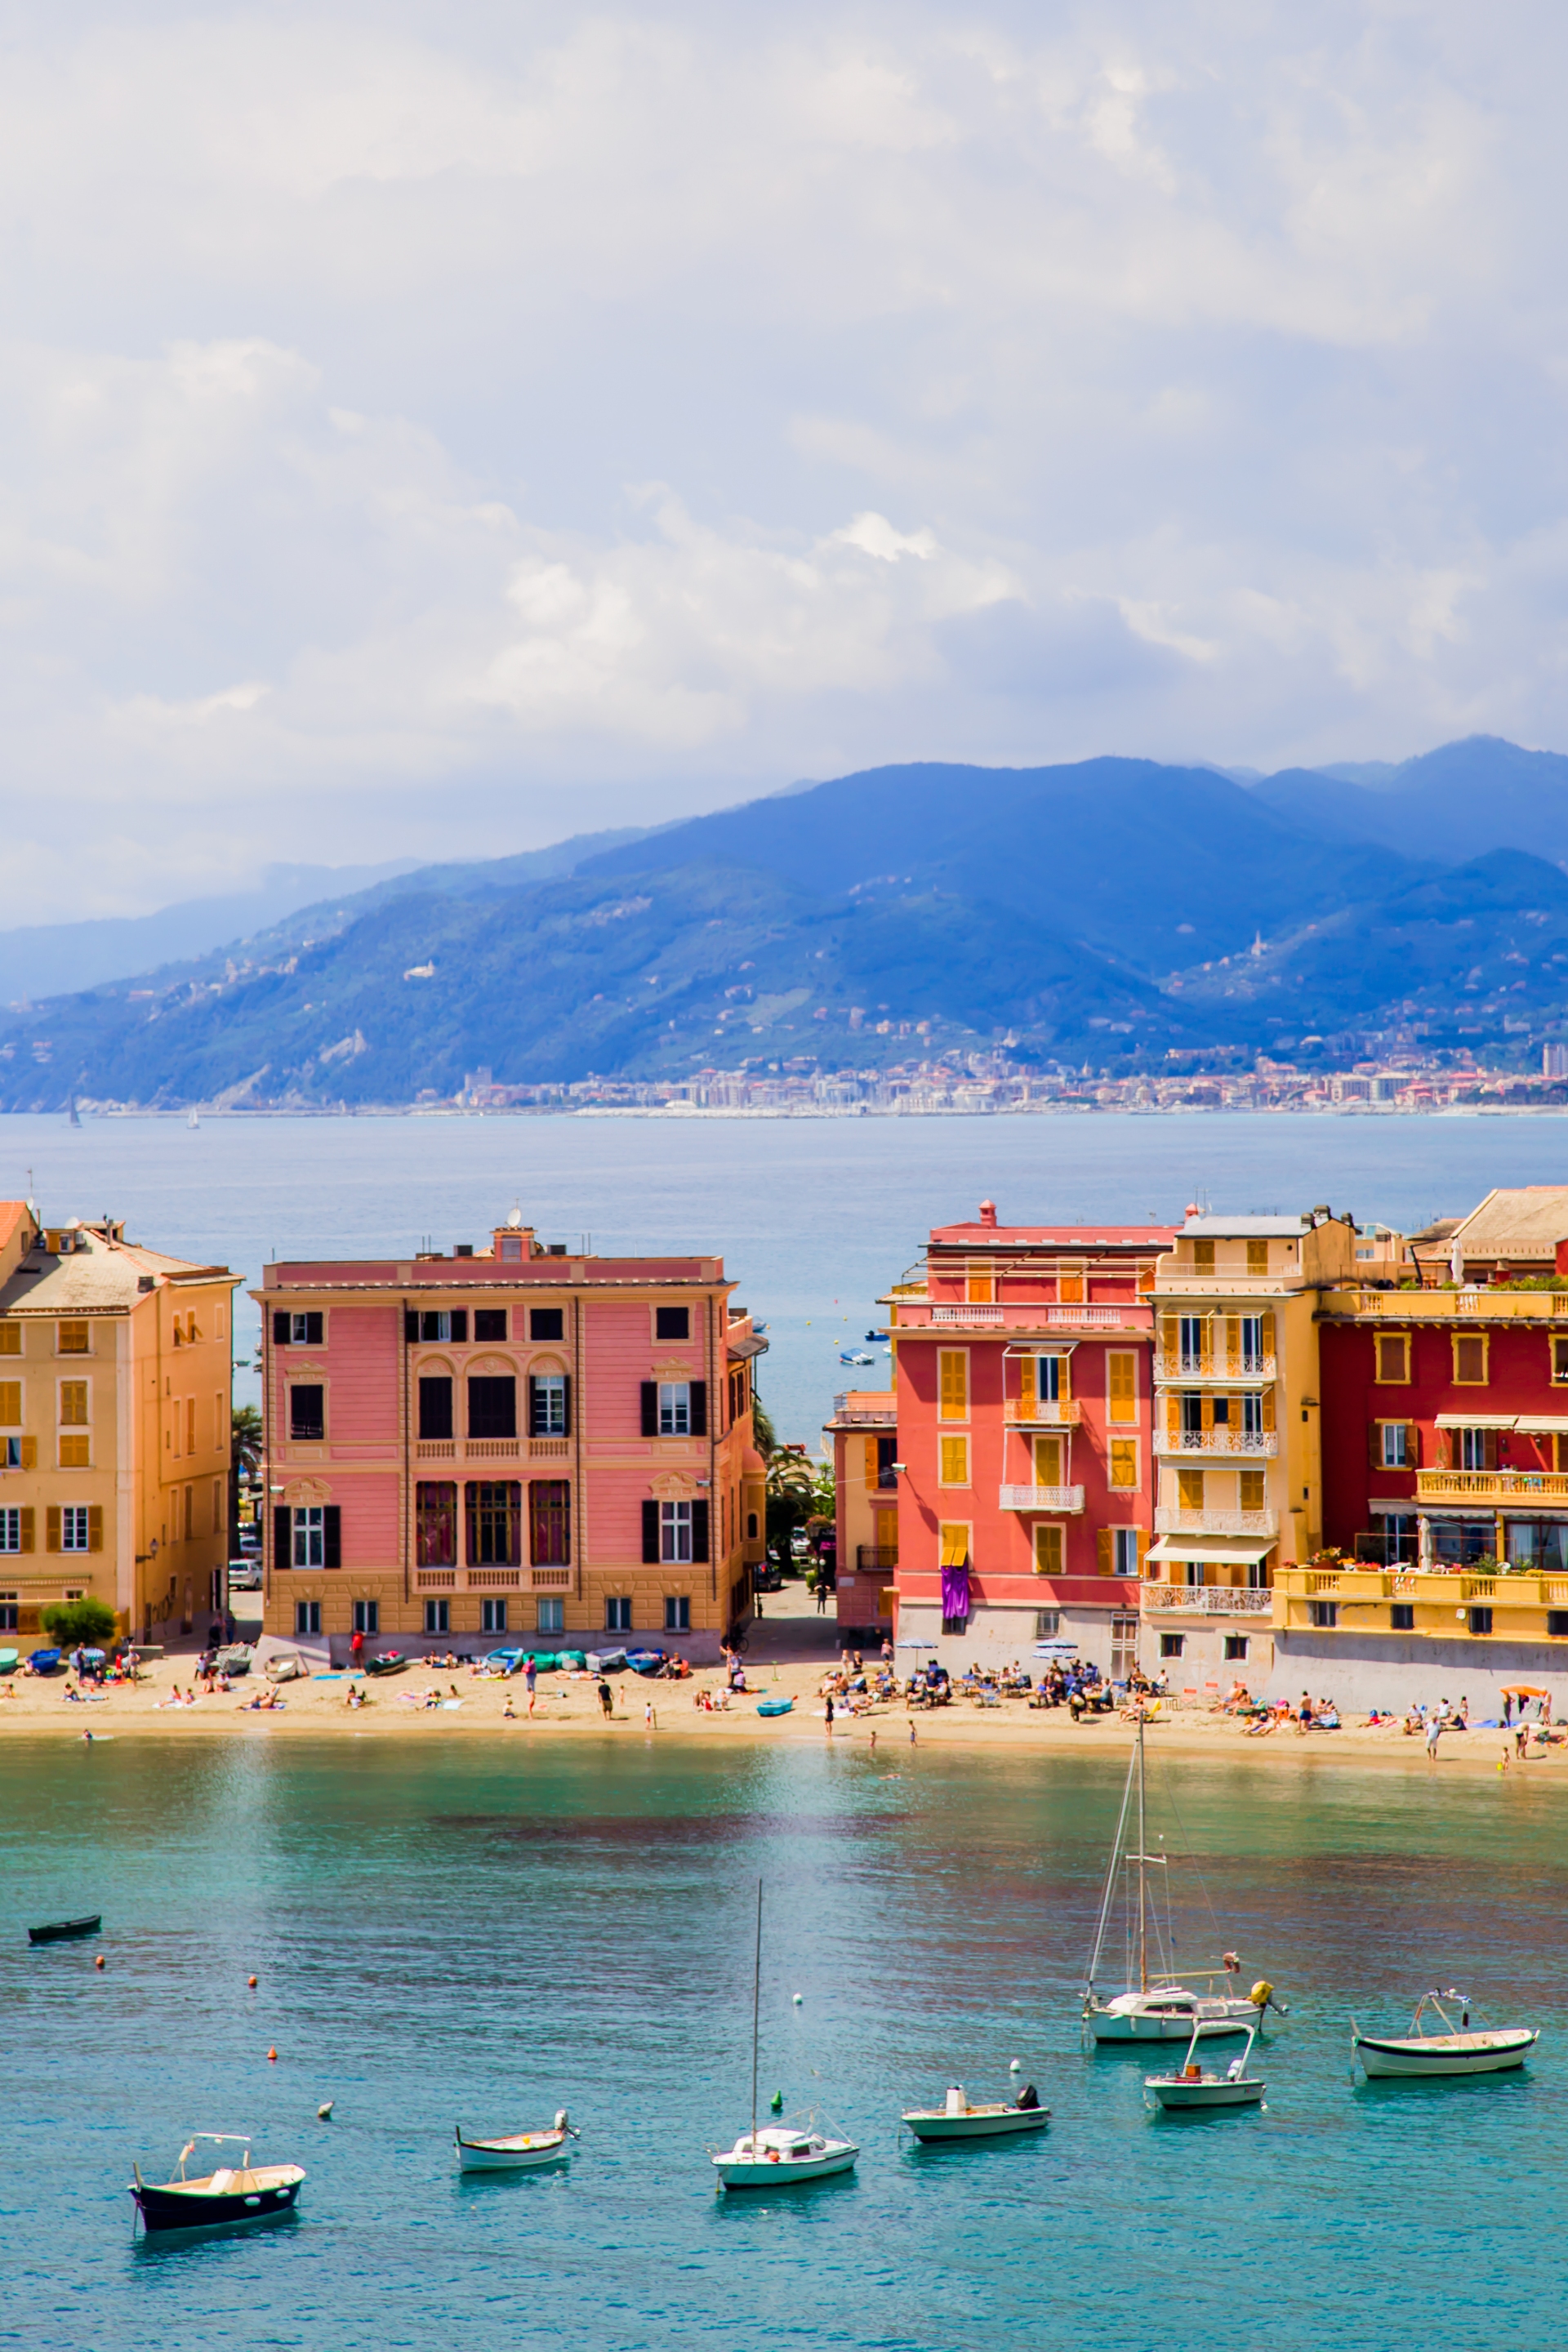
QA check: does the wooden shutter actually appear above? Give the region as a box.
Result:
[1177,1468,1204,1511]
[1160,1315,1178,1360]
[693,1499,710,1561]
[1057,1353,1071,1404]
[1018,1356,1036,1413]
[1261,1389,1275,1430]
[274,1504,291,1565]
[1137,1529,1150,1571]
[1369,1422,1384,1469]
[1034,1436,1062,1485]
[640,1383,658,1437]
[323,1507,341,1570]
[87,1506,103,1552]
[1097,1528,1112,1575]
[1200,1394,1214,1432]
[642,1500,660,1562]
[690,1382,707,1437]
[18,1508,33,1554]
[404,1311,419,1343]
[0,1383,17,1424]
[1260,1313,1275,1359]
[1107,1355,1134,1421]
[938,1351,967,1417]
[1224,1316,1240,1361]
[19,1438,34,1470]
[560,1376,571,1437]
[450,1311,467,1344]
[864,1437,880,1484]
[273,1312,290,1344]
[45,1506,60,1552]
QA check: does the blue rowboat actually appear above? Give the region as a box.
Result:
[756,1698,794,1718]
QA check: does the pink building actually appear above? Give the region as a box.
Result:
[887,1202,1174,1674]
[258,1214,767,1662]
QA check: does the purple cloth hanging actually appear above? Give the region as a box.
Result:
[940,1561,971,1620]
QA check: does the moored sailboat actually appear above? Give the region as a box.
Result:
[710,1882,858,2189]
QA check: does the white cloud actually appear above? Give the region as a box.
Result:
[0,3,1564,915]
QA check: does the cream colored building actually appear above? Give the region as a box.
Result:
[0,1204,238,1645]
[1143,1209,1358,1690]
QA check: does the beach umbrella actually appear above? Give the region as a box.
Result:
[1500,1685,1548,1696]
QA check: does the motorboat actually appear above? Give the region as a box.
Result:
[1352,1990,1538,2079]
[1082,1710,1281,2046]
[130,2135,305,2233]
[713,2126,859,2187]
[455,2110,578,2172]
[710,1879,858,2191]
[29,1913,101,1945]
[1146,2023,1266,2112]
[902,2083,1049,2142]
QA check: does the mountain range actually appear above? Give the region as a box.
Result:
[2,736,1566,1108]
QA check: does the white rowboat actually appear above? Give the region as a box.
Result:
[455,2112,577,2172]
[712,2127,859,2187]
[1353,1992,1537,2079]
[1146,2023,1266,2112]
[902,2083,1050,2142]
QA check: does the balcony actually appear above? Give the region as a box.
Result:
[1155,1352,1276,1384]
[998,1483,1085,1513]
[1155,1427,1277,1458]
[1143,1583,1275,1615]
[1155,1508,1276,1539]
[1004,1399,1081,1427]
[831,1396,898,1426]
[1415,1469,1568,1506]
[1325,1287,1568,1322]
[416,1437,523,1463]
[1274,1563,1568,1628]
[932,1304,1004,1325]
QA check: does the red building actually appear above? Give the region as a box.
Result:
[887,1203,1174,1674]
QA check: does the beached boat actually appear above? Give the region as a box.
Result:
[130,2135,305,2233]
[1352,1991,1537,2078]
[1082,1710,1280,2045]
[29,1913,100,1944]
[265,1654,307,1683]
[455,2112,577,2172]
[0,1649,19,1676]
[28,1648,61,1676]
[213,1643,254,1677]
[711,1881,858,2191]
[902,2083,1049,2142]
[1146,2023,1265,2112]
[363,1653,407,1677]
[756,1697,794,1717]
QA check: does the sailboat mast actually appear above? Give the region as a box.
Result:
[751,1878,762,2151]
[1137,1708,1148,1994]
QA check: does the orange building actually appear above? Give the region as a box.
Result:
[823,1388,897,1637]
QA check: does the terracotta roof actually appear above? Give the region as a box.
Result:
[1450,1187,1568,1259]
[0,1202,29,1254]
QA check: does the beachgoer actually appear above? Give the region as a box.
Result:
[503,1693,516,1720]
[644,1697,655,1731]
[1425,1714,1442,1761]
[909,1718,916,1746]
[598,1678,613,1719]
[825,1694,835,1736]
[525,1656,537,1716]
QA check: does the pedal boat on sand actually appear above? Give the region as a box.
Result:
[455,2112,578,2172]
[1146,2022,1266,2112]
[131,2136,305,2233]
[1352,1990,1538,2080]
[902,2082,1050,2142]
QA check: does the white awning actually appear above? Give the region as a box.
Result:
[1514,1417,1568,1434]
[1147,1537,1274,1566]
[1434,1413,1517,1429]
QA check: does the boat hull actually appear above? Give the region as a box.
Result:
[1088,1998,1257,2045]
[1355,2030,1536,2079]
[713,2145,858,2188]
[903,2106,1049,2141]
[132,2178,302,2232]
[29,1914,101,1944]
[456,2132,572,2172]
[1147,2077,1265,2110]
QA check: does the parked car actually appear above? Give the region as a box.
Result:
[237,1526,261,1555]
[228,1561,262,1591]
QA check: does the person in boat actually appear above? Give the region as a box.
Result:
[1015,2083,1040,2109]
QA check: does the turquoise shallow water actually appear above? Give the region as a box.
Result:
[3,1732,1566,2351]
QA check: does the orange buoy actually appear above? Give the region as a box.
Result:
[95,1955,105,1971]
[268,2047,278,2062]
[247,1975,258,1988]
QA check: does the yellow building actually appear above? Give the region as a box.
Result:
[823,1387,897,1636]
[0,1204,238,1646]
[1143,1209,1358,1688]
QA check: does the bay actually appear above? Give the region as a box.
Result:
[0,1110,1562,1445]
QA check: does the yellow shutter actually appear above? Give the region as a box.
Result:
[1137,1529,1150,1571]
[939,1523,969,1566]
[1160,1316,1178,1365]
[45,1507,60,1553]
[938,1351,968,1419]
[18,1437,33,1469]
[1018,1356,1037,1414]
[1200,1394,1214,1431]
[0,1382,18,1424]
[87,1506,103,1553]
[1034,1436,1062,1485]
[863,1437,879,1486]
[1260,1313,1275,1358]
[1240,1470,1265,1511]
[1262,1389,1275,1430]
[1034,1523,1062,1575]
[1224,1316,1240,1361]
[1097,1527,1112,1575]
[60,1381,87,1426]
[1107,1353,1135,1422]
[966,1272,995,1304]
[1109,1439,1138,1490]
[18,1508,33,1553]
[0,1322,18,1356]
[939,1435,969,1486]
[1178,1467,1204,1511]
[59,1437,90,1469]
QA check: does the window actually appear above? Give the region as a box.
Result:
[468,1376,517,1440]
[296,1601,322,1637]
[474,1308,508,1343]
[0,1381,20,1428]
[529,1480,570,1566]
[1458,1427,1497,1472]
[938,1350,968,1420]
[1033,1523,1063,1575]
[537,1597,564,1633]
[531,1307,564,1341]
[1224,1634,1250,1659]
[58,1379,89,1468]
[1111,1528,1140,1575]
[1468,1606,1493,1636]
[0,1510,19,1553]
[1192,1238,1215,1272]
[481,1598,509,1634]
[656,1306,690,1340]
[1109,1439,1138,1490]
[1238,1316,1265,1373]
[0,1322,17,1356]
[665,1596,691,1632]
[353,1600,379,1636]
[1241,1393,1263,1441]
[498,1234,524,1262]
[1379,1423,1412,1469]
[1160,1633,1185,1658]
[1107,1354,1136,1423]
[660,1500,693,1562]
[1554,1337,1568,1385]
[1309,1599,1338,1628]
[939,1435,970,1486]
[1376,1333,1410,1383]
[1549,1610,1568,1638]
[1453,1333,1488,1384]
[278,1503,339,1569]
[1391,1603,1414,1630]
[273,1312,323,1347]
[290,1385,324,1441]
[606,1596,632,1631]
[1177,1467,1204,1512]
[466,1481,521,1567]
[1036,1354,1063,1404]
[424,1599,450,1635]
[873,1436,898,1490]
[1239,1469,1266,1512]
[412,1310,461,1343]
[658,1382,692,1437]
[1032,1435,1062,1486]
[1245,1239,1267,1276]
[57,1321,89,1355]
[529,1374,569,1437]
[292,1506,325,1569]
[965,1268,995,1304]
[1178,1316,1206,1373]
[61,1505,91,1552]
[185,1484,194,1540]
[418,1378,453,1441]
[1035,1609,1060,1637]
[416,1482,456,1567]
[1177,1392,1203,1444]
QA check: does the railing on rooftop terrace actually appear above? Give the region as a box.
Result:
[1143,1584,1273,1615]
[1334,1289,1568,1320]
[1154,1507,1276,1538]
[1416,1470,1568,1503]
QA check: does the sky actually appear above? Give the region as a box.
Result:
[2,0,1566,920]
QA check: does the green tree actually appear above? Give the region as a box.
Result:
[765,1443,816,1568]
[42,1597,118,1650]
[231,1404,262,1472]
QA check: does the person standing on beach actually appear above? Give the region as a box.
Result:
[1425,1713,1442,1762]
[597,1677,613,1720]
[824,1693,835,1736]
[525,1656,537,1716]
[644,1696,656,1731]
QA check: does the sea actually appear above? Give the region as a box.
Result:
[2,1107,1566,1445]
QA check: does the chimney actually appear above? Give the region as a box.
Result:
[978,1199,998,1228]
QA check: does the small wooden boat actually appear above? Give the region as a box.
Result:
[28,1648,62,1676]
[1146,2023,1265,2111]
[756,1697,794,1717]
[0,1648,20,1675]
[131,2136,305,2233]
[1352,1990,1537,2079]
[29,1913,101,1944]
[213,1643,254,1678]
[902,2083,1049,2141]
[455,2111,577,2172]
[363,1653,407,1677]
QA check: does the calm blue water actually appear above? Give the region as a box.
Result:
[3,1733,1566,2351]
[0,1110,1562,1443]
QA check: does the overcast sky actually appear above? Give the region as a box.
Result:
[3,1,1566,918]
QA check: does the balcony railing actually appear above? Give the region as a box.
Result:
[530,1568,572,1588]
[1004,1400,1082,1427]
[1154,1508,1276,1538]
[529,1437,572,1459]
[466,1568,522,1588]
[1143,1583,1274,1615]
[932,1304,1004,1324]
[1277,1566,1568,1606]
[1155,1428,1277,1457]
[1155,1353,1276,1383]
[1046,1305,1125,1327]
[831,1396,898,1426]
[998,1483,1085,1513]
[1328,1288,1568,1321]
[1416,1470,1568,1503]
